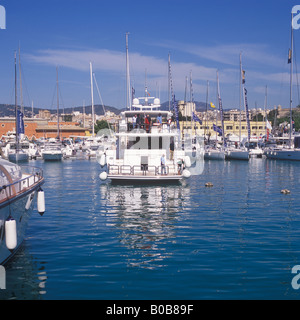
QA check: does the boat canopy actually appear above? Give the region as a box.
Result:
[0,159,22,186]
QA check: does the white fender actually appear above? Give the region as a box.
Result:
[182,169,191,178]
[184,155,191,168]
[37,190,45,214]
[100,154,106,167]
[99,171,108,181]
[25,192,35,211]
[5,219,17,250]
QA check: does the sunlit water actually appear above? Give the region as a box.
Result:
[1,158,300,300]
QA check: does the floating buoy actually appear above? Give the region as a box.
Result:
[25,192,35,211]
[99,171,108,181]
[99,154,106,167]
[5,218,17,250]
[205,182,213,187]
[184,156,191,168]
[37,190,45,215]
[281,189,291,194]
[182,169,191,178]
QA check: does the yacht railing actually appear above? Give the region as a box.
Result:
[108,164,181,176]
[0,166,44,203]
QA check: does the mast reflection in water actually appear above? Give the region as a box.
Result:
[100,184,190,269]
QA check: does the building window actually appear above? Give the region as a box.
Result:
[1,124,4,127]
[226,126,233,130]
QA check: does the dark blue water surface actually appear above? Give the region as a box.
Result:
[1,158,300,300]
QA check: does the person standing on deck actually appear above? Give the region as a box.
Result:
[161,154,167,175]
[145,114,151,133]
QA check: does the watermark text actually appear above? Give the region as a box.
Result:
[0,5,6,29]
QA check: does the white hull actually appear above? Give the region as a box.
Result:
[249,148,263,158]
[264,148,300,161]
[204,150,225,160]
[108,174,182,183]
[225,149,249,160]
[42,152,63,161]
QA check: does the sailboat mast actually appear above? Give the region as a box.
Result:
[90,62,95,137]
[18,45,24,115]
[239,52,242,145]
[264,85,268,138]
[56,66,60,140]
[168,53,171,112]
[217,70,225,147]
[126,32,131,110]
[205,80,209,140]
[289,12,294,147]
[15,51,19,154]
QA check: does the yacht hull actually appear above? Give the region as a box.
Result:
[264,149,300,161]
[8,152,29,163]
[225,150,249,160]
[204,150,225,160]
[42,153,63,161]
[0,178,44,265]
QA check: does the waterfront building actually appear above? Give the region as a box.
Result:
[0,117,87,140]
[180,119,267,140]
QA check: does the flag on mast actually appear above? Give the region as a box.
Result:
[288,49,292,64]
[192,112,202,124]
[17,110,25,134]
[242,70,246,84]
[210,102,216,108]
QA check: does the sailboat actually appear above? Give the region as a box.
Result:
[204,71,225,160]
[225,53,249,161]
[265,13,300,161]
[42,67,63,161]
[8,52,29,163]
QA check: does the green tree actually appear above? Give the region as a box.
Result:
[94,120,109,134]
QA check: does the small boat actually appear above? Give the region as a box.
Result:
[8,148,29,163]
[204,146,225,160]
[0,158,45,264]
[42,138,63,161]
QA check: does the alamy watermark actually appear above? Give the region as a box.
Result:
[0,5,6,29]
[0,265,5,289]
[292,5,300,30]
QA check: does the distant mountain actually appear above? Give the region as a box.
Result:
[0,100,208,117]
[0,103,124,117]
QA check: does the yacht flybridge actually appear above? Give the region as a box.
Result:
[98,94,192,183]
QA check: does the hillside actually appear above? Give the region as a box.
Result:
[0,100,208,117]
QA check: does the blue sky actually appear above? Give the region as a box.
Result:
[0,0,299,112]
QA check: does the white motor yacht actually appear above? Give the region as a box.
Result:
[98,94,191,183]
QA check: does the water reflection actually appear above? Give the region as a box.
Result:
[100,184,190,269]
[0,244,47,300]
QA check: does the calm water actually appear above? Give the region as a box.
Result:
[1,157,300,300]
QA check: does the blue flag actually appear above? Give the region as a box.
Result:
[213,124,222,135]
[192,112,202,124]
[17,110,25,134]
